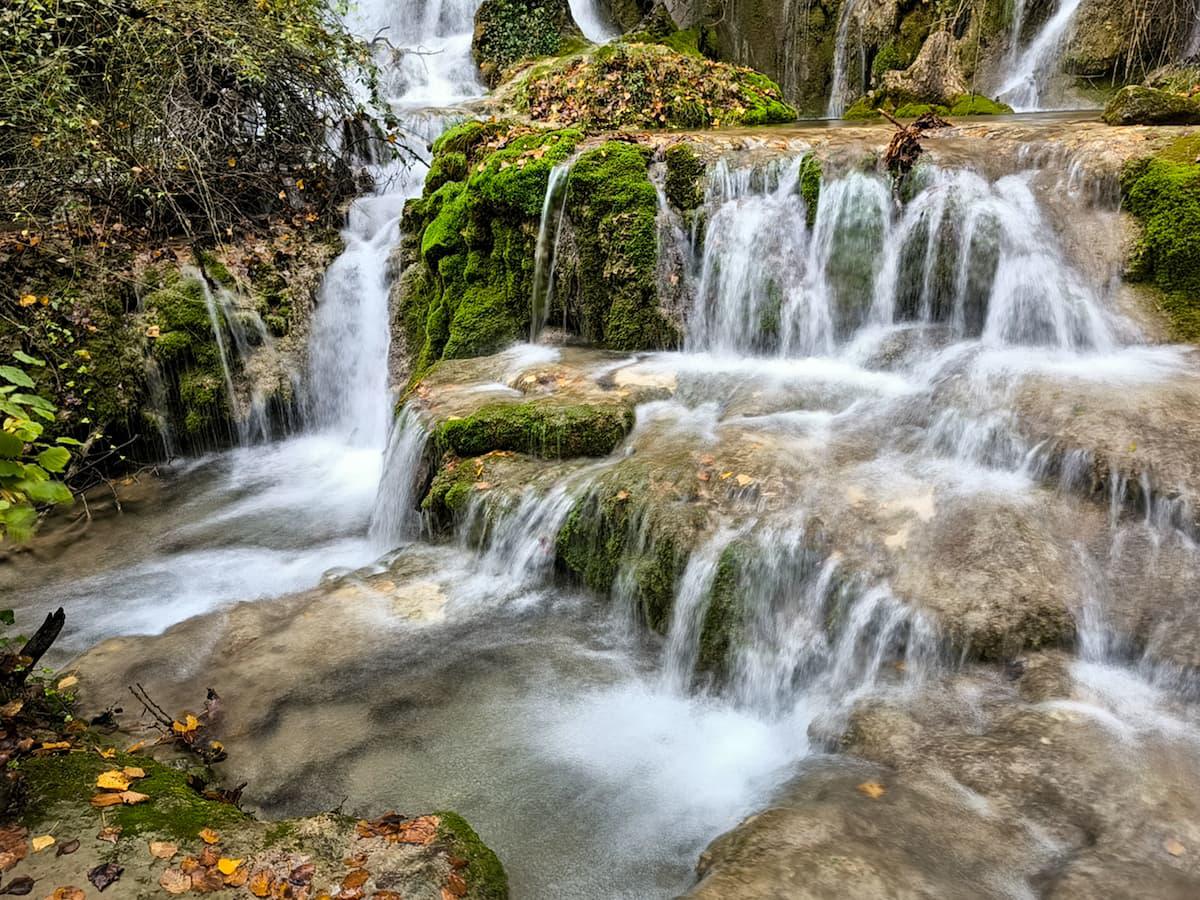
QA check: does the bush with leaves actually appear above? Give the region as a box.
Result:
[0,0,392,239]
[0,356,74,541]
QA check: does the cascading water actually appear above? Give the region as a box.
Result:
[996,0,1086,111]
[530,163,571,340]
[825,0,863,117]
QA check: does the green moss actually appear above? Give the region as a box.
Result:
[1103,85,1200,126]
[17,750,247,840]
[426,150,469,192]
[798,154,822,226]
[197,250,234,287]
[555,487,640,595]
[895,102,950,117]
[434,401,634,459]
[566,142,677,349]
[436,811,509,900]
[664,143,706,211]
[652,28,704,57]
[424,458,478,525]
[843,97,881,119]
[1121,137,1200,340]
[871,42,904,80]
[697,541,745,674]
[947,94,1012,116]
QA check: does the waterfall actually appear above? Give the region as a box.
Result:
[996,0,1086,111]
[567,0,618,43]
[687,158,1117,357]
[368,405,431,545]
[826,0,863,117]
[1006,0,1030,67]
[530,163,571,341]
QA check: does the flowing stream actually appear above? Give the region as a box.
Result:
[12,1,1200,895]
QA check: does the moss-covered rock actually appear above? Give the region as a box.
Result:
[664,142,707,212]
[513,41,796,129]
[1120,135,1200,340]
[472,0,583,88]
[562,141,679,348]
[947,94,1012,116]
[14,745,507,899]
[1103,85,1200,126]
[395,123,584,379]
[434,400,635,458]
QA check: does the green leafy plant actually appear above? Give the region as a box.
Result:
[1,354,75,541]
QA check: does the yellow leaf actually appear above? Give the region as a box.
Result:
[198,828,220,844]
[74,349,91,361]
[123,766,145,779]
[227,157,237,168]
[57,675,78,690]
[145,325,161,338]
[172,714,199,734]
[31,835,55,852]
[295,178,305,191]
[97,747,116,759]
[1165,837,1186,857]
[19,294,37,307]
[126,740,146,753]
[41,741,70,751]
[719,471,733,480]
[217,858,244,875]
[735,474,754,487]
[857,781,886,799]
[96,770,130,791]
[91,793,124,808]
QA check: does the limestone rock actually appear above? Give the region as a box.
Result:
[881,30,969,106]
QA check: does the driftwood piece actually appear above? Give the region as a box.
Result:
[1,607,65,688]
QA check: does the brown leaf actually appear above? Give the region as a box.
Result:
[446,871,468,896]
[288,863,315,886]
[342,869,370,891]
[197,827,220,844]
[190,867,224,893]
[197,845,219,869]
[179,856,201,874]
[0,700,23,718]
[119,790,149,805]
[1165,837,1186,857]
[159,868,191,894]
[96,826,122,844]
[90,793,124,808]
[223,866,249,888]
[0,825,26,872]
[46,888,85,900]
[343,853,368,868]
[55,839,80,857]
[0,875,33,895]
[122,766,145,779]
[87,862,124,892]
[373,893,403,900]
[149,841,178,860]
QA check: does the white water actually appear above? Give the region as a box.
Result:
[825,0,863,117]
[568,0,619,43]
[996,0,1086,111]
[530,163,572,339]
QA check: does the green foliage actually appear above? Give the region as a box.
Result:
[0,357,74,541]
[472,0,578,87]
[1121,137,1200,340]
[871,42,905,80]
[0,0,386,237]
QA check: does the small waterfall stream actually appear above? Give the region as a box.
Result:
[996,0,1086,110]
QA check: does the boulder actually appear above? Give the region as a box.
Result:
[881,30,968,106]
[472,0,582,87]
[1103,86,1200,126]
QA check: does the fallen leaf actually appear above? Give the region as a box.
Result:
[55,839,80,857]
[197,845,219,869]
[0,875,33,895]
[149,841,178,859]
[31,835,55,853]
[96,770,130,791]
[159,868,191,894]
[1165,837,1186,856]
[45,888,84,900]
[96,826,122,844]
[56,675,78,690]
[119,790,149,805]
[719,471,733,480]
[342,853,368,868]
[96,748,116,759]
[172,714,200,735]
[40,742,70,751]
[217,858,243,876]
[699,454,715,465]
[125,740,146,753]
[735,474,754,487]
[696,470,710,481]
[248,870,274,897]
[90,793,124,808]
[615,490,630,501]
[342,870,369,891]
[223,866,249,887]
[446,871,468,896]
[857,780,887,799]
[287,863,315,886]
[0,700,23,718]
[87,862,123,892]
[197,827,220,844]
[122,766,145,779]
[373,893,403,900]
[190,867,224,892]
